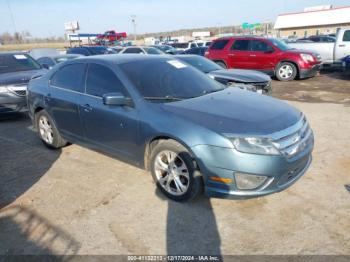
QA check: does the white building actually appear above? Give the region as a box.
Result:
[274,5,350,38]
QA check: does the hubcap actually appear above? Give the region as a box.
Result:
[279,65,294,79]
[154,150,190,196]
[38,116,54,144]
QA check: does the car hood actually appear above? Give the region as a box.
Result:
[209,69,271,83]
[161,88,301,135]
[0,69,47,86]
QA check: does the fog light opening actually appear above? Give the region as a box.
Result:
[235,173,267,190]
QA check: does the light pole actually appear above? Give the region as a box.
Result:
[131,15,137,42]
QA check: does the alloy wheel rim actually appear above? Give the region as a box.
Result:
[154,150,190,196]
[39,116,54,144]
[279,65,293,79]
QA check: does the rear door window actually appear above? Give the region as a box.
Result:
[85,63,125,97]
[250,40,274,52]
[210,39,229,50]
[343,30,350,42]
[231,40,250,51]
[50,63,86,92]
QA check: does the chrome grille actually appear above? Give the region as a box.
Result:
[8,85,27,97]
[14,90,27,96]
[271,116,313,158]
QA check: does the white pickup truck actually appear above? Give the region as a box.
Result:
[288,28,350,66]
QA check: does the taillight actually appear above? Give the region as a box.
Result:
[204,51,209,57]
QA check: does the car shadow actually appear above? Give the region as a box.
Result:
[0,113,61,209]
[155,188,222,256]
[0,205,80,255]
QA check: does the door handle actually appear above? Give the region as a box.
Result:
[339,44,346,47]
[82,104,92,112]
[249,54,256,57]
[229,54,235,56]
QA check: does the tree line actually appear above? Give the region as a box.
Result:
[0,31,65,45]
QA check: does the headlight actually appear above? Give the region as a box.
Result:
[230,137,280,155]
[301,53,314,63]
[0,86,9,93]
[231,83,257,92]
[235,172,268,190]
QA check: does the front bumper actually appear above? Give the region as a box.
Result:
[0,92,27,113]
[299,64,321,79]
[191,143,313,199]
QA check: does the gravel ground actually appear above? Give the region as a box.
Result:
[0,72,349,255]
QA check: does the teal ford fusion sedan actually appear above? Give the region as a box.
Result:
[27,55,314,201]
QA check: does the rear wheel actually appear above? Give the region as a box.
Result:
[276,62,297,81]
[215,61,227,69]
[150,140,203,202]
[36,110,67,149]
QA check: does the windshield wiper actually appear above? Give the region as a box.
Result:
[202,89,224,95]
[144,96,184,101]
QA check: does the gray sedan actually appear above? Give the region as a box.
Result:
[175,55,272,94]
[0,52,46,113]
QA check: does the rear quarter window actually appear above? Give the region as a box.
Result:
[210,40,229,50]
[231,40,250,51]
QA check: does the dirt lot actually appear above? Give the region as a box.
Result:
[0,71,350,256]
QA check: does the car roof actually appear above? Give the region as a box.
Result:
[214,36,267,41]
[70,46,106,49]
[72,54,173,66]
[41,54,82,59]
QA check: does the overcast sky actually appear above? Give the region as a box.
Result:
[0,0,349,37]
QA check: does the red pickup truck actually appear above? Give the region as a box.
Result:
[205,37,322,81]
[96,30,127,43]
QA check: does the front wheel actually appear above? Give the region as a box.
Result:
[36,110,67,149]
[150,140,203,202]
[276,62,297,81]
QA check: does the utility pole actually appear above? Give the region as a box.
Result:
[6,0,18,42]
[131,15,137,42]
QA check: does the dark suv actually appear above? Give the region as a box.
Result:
[205,37,321,81]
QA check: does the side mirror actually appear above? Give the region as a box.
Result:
[42,63,50,69]
[264,49,274,54]
[102,92,132,107]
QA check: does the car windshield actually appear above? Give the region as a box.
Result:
[0,54,41,74]
[175,56,222,73]
[144,47,164,55]
[269,38,292,51]
[120,59,225,102]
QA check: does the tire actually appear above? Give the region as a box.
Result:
[276,62,297,81]
[150,140,203,202]
[215,61,227,69]
[35,110,67,149]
